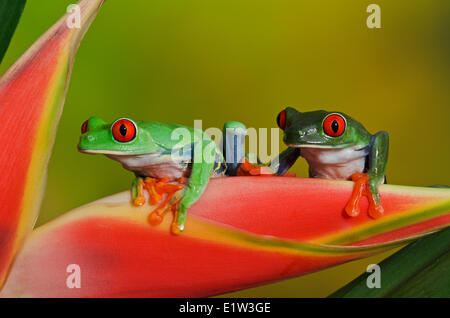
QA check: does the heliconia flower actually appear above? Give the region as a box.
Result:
[0,0,106,288]
[0,177,448,297]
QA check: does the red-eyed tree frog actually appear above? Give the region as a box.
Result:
[78,117,260,234]
[271,107,389,218]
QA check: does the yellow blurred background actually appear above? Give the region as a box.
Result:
[1,0,449,297]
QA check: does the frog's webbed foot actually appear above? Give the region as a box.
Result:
[141,177,186,234]
[236,158,277,176]
[345,173,384,219]
[236,158,297,177]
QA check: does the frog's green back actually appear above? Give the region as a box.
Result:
[138,121,207,151]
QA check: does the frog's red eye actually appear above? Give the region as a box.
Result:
[323,114,346,137]
[277,109,287,130]
[81,120,89,134]
[112,119,137,142]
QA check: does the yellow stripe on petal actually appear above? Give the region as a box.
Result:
[1,182,449,297]
[317,200,450,245]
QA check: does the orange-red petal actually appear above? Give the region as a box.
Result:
[0,177,448,297]
[0,0,105,288]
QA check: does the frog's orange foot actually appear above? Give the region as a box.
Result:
[345,173,384,219]
[132,178,147,206]
[143,178,184,227]
[345,173,368,217]
[132,195,146,207]
[237,158,277,177]
[169,198,183,235]
[368,202,384,219]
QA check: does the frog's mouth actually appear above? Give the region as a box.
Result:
[286,143,352,149]
[77,147,130,156]
[78,147,169,158]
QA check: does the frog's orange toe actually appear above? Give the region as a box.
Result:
[369,200,384,219]
[237,158,276,177]
[143,178,163,205]
[369,204,384,219]
[148,211,164,226]
[249,166,276,176]
[345,200,360,217]
[170,223,183,235]
[132,196,146,207]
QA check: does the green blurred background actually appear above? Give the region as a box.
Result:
[1,0,449,297]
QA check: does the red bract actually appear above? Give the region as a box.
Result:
[0,0,105,288]
[1,177,448,297]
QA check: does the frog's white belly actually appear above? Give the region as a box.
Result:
[107,153,191,180]
[300,146,368,180]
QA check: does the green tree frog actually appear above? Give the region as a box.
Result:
[78,117,257,234]
[271,107,389,218]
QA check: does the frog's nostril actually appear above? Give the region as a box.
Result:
[87,135,94,141]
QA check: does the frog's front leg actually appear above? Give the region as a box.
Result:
[269,147,301,176]
[345,131,389,218]
[172,140,216,234]
[366,131,389,218]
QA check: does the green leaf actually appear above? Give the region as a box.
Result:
[329,227,450,297]
[0,0,26,64]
